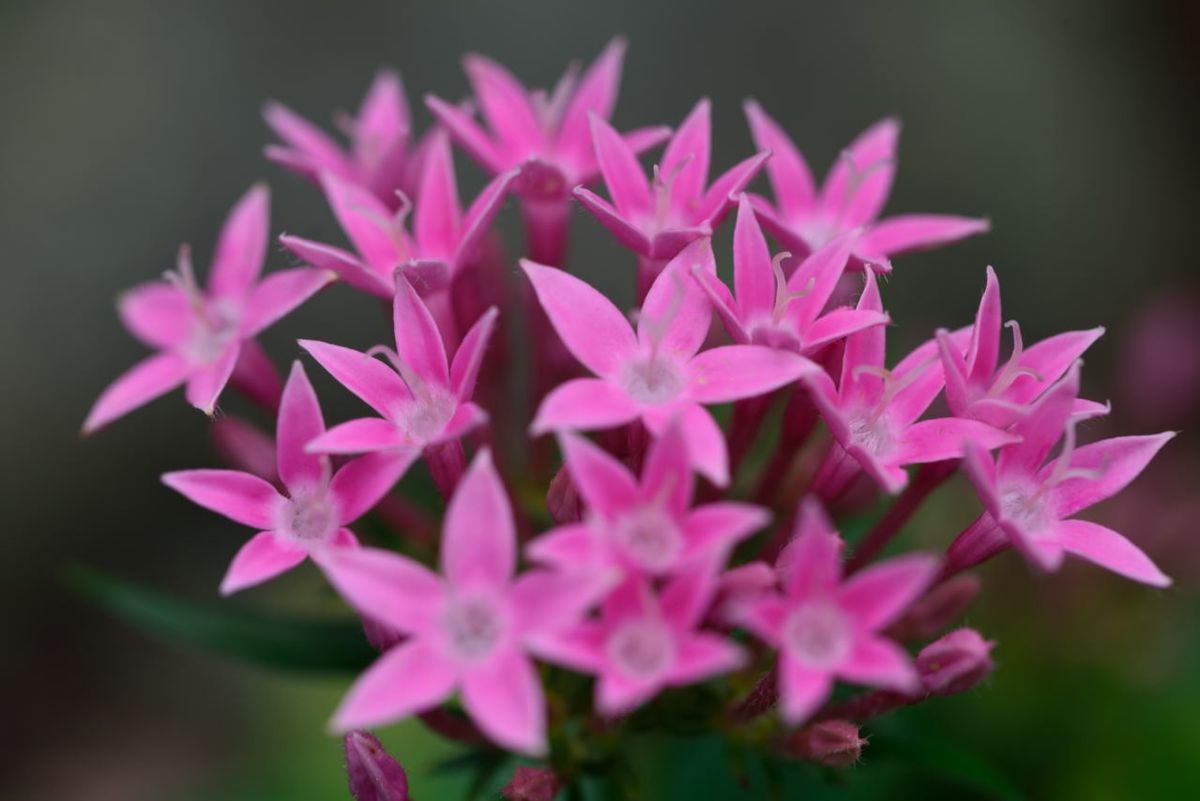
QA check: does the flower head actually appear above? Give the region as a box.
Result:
[84,185,333,432]
[574,100,769,260]
[737,501,937,724]
[162,362,413,594]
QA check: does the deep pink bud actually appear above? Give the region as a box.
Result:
[916,628,994,696]
[787,720,866,768]
[502,766,560,801]
[345,730,410,801]
[361,616,405,652]
[888,574,981,641]
[546,464,582,524]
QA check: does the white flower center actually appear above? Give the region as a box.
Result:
[442,595,506,662]
[184,300,241,365]
[607,618,674,679]
[279,488,337,545]
[782,600,852,670]
[393,386,457,444]
[612,506,683,574]
[622,356,685,406]
[847,412,893,457]
[998,483,1051,534]
[748,320,802,352]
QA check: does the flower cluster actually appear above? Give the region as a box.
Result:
[86,40,1173,793]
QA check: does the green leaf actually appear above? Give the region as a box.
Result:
[66,565,376,673]
[885,730,1027,801]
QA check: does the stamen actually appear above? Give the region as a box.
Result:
[1044,416,1110,490]
[989,321,1044,397]
[771,251,816,323]
[853,355,938,417]
[652,154,695,230]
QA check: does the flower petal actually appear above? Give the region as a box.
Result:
[209,184,270,298]
[779,659,833,725]
[1050,432,1176,518]
[744,100,816,217]
[275,362,329,489]
[393,274,450,388]
[424,94,505,174]
[838,553,937,630]
[777,499,844,599]
[463,53,544,155]
[821,118,898,228]
[279,234,390,298]
[319,172,404,270]
[461,648,547,755]
[117,282,192,348]
[219,532,307,595]
[525,524,596,569]
[83,353,189,434]
[572,186,652,254]
[891,417,1018,467]
[641,419,695,513]
[695,149,770,228]
[331,639,456,732]
[645,403,728,487]
[161,469,283,528]
[450,307,499,401]
[185,344,240,416]
[732,195,774,318]
[331,450,419,524]
[244,267,334,336]
[587,112,652,217]
[687,346,816,404]
[1048,518,1171,587]
[413,133,462,260]
[531,378,640,435]
[454,169,518,273]
[319,546,444,635]
[299,340,409,417]
[639,239,715,360]
[998,366,1080,475]
[307,418,414,455]
[263,102,351,179]
[683,502,768,564]
[556,37,627,168]
[442,450,515,587]
[838,635,919,693]
[559,431,639,517]
[661,99,711,215]
[857,214,989,260]
[667,634,746,685]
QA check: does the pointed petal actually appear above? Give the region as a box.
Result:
[512,569,612,638]
[424,94,505,173]
[840,272,887,404]
[821,118,899,228]
[998,366,1080,475]
[307,417,414,455]
[639,240,715,359]
[597,667,662,717]
[557,37,627,168]
[275,362,328,488]
[83,353,189,434]
[209,184,270,298]
[117,282,192,348]
[572,186,652,254]
[525,524,596,569]
[777,500,843,599]
[450,307,499,400]
[1011,327,1105,404]
[320,547,444,635]
[641,420,695,513]
[648,402,729,487]
[892,417,1017,466]
[331,450,418,523]
[839,554,937,630]
[1051,432,1176,518]
[263,101,351,178]
[858,214,989,259]
[531,378,640,435]
[744,100,816,216]
[299,340,409,417]
[219,532,306,595]
[960,440,1003,519]
[162,469,283,528]
[442,450,515,587]
[966,266,1002,380]
[559,432,639,517]
[803,308,889,352]
[461,648,546,755]
[779,659,833,725]
[392,275,450,388]
[937,328,972,417]
[185,344,240,415]
[453,169,518,273]
[667,634,745,685]
[692,260,749,343]
[413,133,462,259]
[588,113,652,217]
[688,346,816,404]
[331,639,456,732]
[279,234,390,297]
[683,502,768,563]
[1048,519,1171,587]
[462,54,542,152]
[244,267,334,336]
[839,635,919,693]
[320,172,403,269]
[661,99,711,214]
[732,195,774,317]
[695,149,770,228]
[355,70,410,165]
[521,260,637,377]
[786,230,859,330]
[429,401,488,446]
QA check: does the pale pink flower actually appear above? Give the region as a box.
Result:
[694,195,888,353]
[265,71,426,205]
[533,571,746,716]
[524,239,818,485]
[574,100,769,261]
[84,185,334,432]
[805,271,1016,495]
[299,275,496,455]
[737,501,937,724]
[162,363,413,594]
[745,102,988,271]
[528,423,768,577]
[953,365,1173,585]
[281,134,516,300]
[321,450,609,754]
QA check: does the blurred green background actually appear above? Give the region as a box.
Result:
[2,0,1198,798]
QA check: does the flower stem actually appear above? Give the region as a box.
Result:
[845,460,957,574]
[726,666,779,726]
[425,440,467,499]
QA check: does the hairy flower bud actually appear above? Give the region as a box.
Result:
[887,574,981,641]
[345,730,409,801]
[361,615,405,652]
[502,766,560,801]
[787,719,866,767]
[917,628,994,696]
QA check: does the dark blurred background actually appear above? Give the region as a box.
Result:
[3,0,1198,798]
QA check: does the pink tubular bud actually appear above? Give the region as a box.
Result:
[345,730,410,801]
[361,616,405,652]
[546,464,582,524]
[502,766,560,801]
[917,628,995,696]
[787,719,866,767]
[887,574,982,641]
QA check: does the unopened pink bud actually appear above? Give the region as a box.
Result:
[546,465,582,524]
[502,766,560,801]
[361,616,405,652]
[917,628,994,696]
[344,730,409,801]
[787,719,866,768]
[888,574,981,641]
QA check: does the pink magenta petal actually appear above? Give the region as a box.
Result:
[732,195,775,318]
[450,307,500,400]
[572,186,652,254]
[279,234,390,298]
[598,668,662,717]
[891,417,1018,466]
[838,554,938,630]
[525,621,606,673]
[531,378,640,435]
[777,500,843,600]
[244,267,334,336]
[779,659,833,725]
[299,340,410,417]
[639,240,715,359]
[185,344,240,416]
[525,524,595,569]
[428,402,488,446]
[838,635,919,693]
[556,38,627,171]
[559,432,639,517]
[786,230,860,330]
[463,53,544,157]
[687,345,816,404]
[1050,432,1176,518]
[454,169,518,273]
[661,99,711,216]
[692,260,749,343]
[424,94,505,174]
[683,502,768,563]
[441,450,515,587]
[219,532,307,595]
[319,172,403,270]
[331,639,456,732]
[668,634,745,685]
[162,469,283,528]
[588,113,653,217]
[263,102,352,179]
[820,118,898,228]
[331,450,418,524]
[392,276,450,389]
[275,362,329,489]
[1012,327,1105,404]
[1049,519,1171,587]
[355,70,410,161]
[512,569,612,638]
[858,214,989,259]
[413,134,462,259]
[967,266,1003,380]
[208,184,270,298]
[804,308,890,352]
[744,100,817,216]
[320,547,444,635]
[521,260,637,378]
[998,367,1080,475]
[307,418,414,455]
[643,403,728,487]
[660,560,720,631]
[461,648,547,755]
[117,282,191,348]
[641,420,694,513]
[839,272,887,404]
[695,149,770,228]
[83,352,189,434]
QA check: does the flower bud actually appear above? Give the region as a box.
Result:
[916,628,994,696]
[502,766,560,801]
[361,615,405,652]
[787,719,866,768]
[546,465,582,524]
[888,574,981,641]
[344,730,409,801]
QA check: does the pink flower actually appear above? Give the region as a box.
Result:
[162,362,413,594]
[523,239,818,485]
[533,571,746,716]
[528,423,768,578]
[954,365,1173,585]
[737,501,937,724]
[281,134,517,300]
[321,450,609,754]
[300,276,494,457]
[694,195,889,353]
[84,185,333,433]
[744,102,988,271]
[426,39,669,203]
[937,266,1105,428]
[573,99,769,261]
[265,71,425,205]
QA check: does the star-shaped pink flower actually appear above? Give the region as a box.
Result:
[737,500,937,724]
[745,102,988,271]
[573,99,769,262]
[321,450,610,754]
[953,364,1172,586]
[804,272,1017,494]
[523,239,819,485]
[162,362,414,594]
[694,195,889,353]
[84,184,334,433]
[529,422,768,578]
[299,274,496,456]
[265,70,426,205]
[281,133,515,303]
